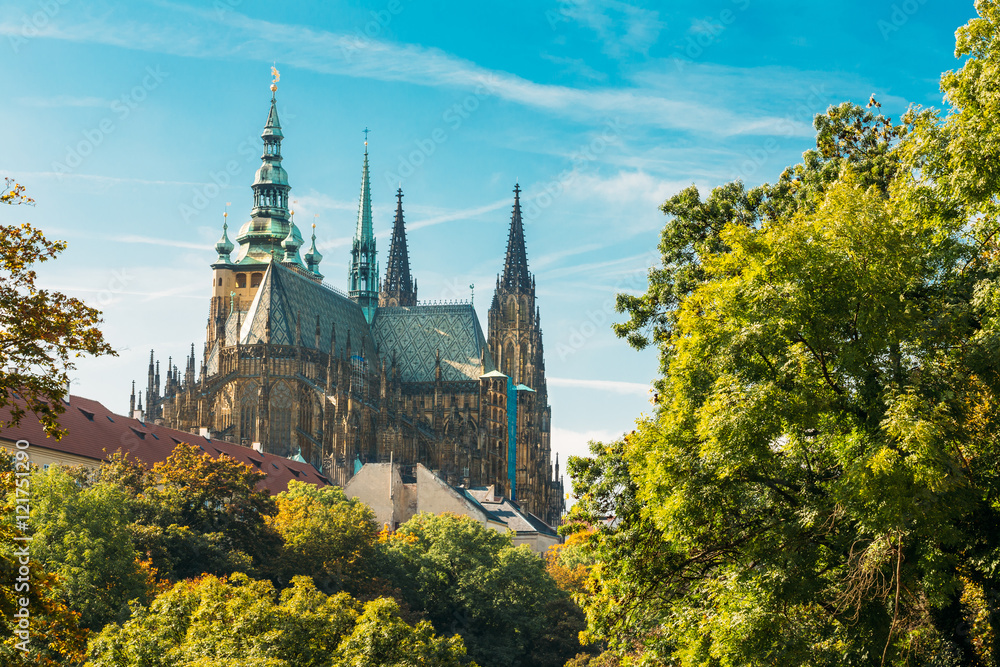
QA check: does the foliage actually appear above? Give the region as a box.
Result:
[130,443,281,580]
[87,573,470,667]
[572,6,1000,664]
[384,512,585,667]
[545,528,596,596]
[0,451,88,665]
[268,481,380,595]
[28,466,158,632]
[0,181,115,439]
[334,597,469,667]
[1,178,35,206]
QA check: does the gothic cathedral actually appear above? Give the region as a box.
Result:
[135,83,564,525]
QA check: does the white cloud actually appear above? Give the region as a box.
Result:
[0,1,802,138]
[547,376,650,395]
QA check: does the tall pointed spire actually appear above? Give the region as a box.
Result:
[233,68,301,267]
[349,130,379,322]
[501,183,531,291]
[379,187,416,307]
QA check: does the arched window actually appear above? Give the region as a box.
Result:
[503,342,515,380]
[239,381,258,444]
[270,383,293,456]
[298,390,314,436]
[519,343,529,387]
[236,274,247,289]
[251,273,263,288]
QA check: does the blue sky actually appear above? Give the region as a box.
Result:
[0,0,979,474]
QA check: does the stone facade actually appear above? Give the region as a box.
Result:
[138,85,565,525]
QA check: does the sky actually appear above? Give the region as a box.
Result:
[0,0,981,481]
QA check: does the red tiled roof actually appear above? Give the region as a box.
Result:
[0,394,330,495]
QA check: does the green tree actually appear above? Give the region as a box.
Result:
[384,512,585,667]
[0,180,115,439]
[573,7,1000,663]
[0,452,88,666]
[130,443,281,580]
[87,574,470,667]
[29,466,157,632]
[334,597,469,667]
[268,481,380,595]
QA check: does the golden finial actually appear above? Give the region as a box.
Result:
[270,65,280,93]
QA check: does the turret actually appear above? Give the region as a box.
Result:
[349,130,379,321]
[379,187,416,307]
[304,221,324,279]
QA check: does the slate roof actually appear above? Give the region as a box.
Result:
[466,487,558,536]
[0,394,329,495]
[241,260,378,362]
[371,304,493,383]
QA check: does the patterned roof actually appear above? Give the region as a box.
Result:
[371,305,493,383]
[241,260,378,362]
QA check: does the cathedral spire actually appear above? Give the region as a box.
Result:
[233,69,300,266]
[379,187,416,307]
[349,130,379,321]
[501,183,531,291]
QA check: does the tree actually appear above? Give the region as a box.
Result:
[383,512,585,667]
[268,481,380,595]
[0,180,115,439]
[334,597,469,667]
[28,466,158,632]
[87,574,470,667]
[133,443,282,580]
[0,452,88,665]
[570,6,1000,664]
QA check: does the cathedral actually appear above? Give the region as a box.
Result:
[133,81,564,525]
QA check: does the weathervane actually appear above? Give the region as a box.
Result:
[270,65,280,94]
[363,127,370,151]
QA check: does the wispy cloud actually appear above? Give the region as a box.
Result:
[539,52,607,82]
[547,376,650,395]
[558,0,666,58]
[110,234,209,250]
[17,95,113,108]
[1,170,203,188]
[0,1,803,137]
[407,198,510,231]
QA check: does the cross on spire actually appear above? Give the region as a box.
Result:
[501,183,531,291]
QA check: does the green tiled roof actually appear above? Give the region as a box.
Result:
[371,305,493,383]
[241,261,378,362]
